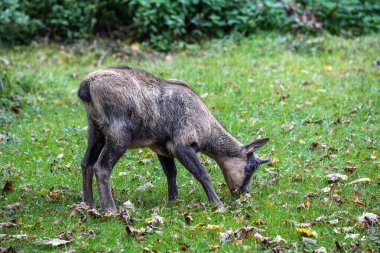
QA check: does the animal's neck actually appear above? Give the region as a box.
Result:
[205,122,243,157]
[204,122,245,193]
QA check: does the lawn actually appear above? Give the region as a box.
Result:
[0,33,379,252]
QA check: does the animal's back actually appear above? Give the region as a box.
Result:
[78,67,214,153]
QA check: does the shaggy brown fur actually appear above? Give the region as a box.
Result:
[78,66,269,211]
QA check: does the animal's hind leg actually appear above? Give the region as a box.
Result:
[81,120,105,208]
[175,146,222,205]
[93,131,130,212]
[158,155,178,201]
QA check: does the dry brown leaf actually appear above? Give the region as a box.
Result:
[210,245,220,251]
[183,212,193,225]
[5,202,21,210]
[87,209,102,219]
[2,180,13,193]
[268,158,279,166]
[326,173,347,183]
[357,213,379,228]
[58,231,74,241]
[0,222,18,229]
[126,226,150,236]
[119,209,134,225]
[9,106,21,114]
[69,202,90,217]
[179,243,189,251]
[48,188,61,200]
[146,213,165,226]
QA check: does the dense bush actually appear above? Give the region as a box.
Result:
[1,0,379,50]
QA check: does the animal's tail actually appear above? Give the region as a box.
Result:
[78,79,91,102]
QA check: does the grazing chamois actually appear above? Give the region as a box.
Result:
[78,66,269,211]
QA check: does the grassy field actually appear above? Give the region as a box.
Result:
[0,33,379,252]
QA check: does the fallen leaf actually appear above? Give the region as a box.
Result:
[87,209,102,219]
[335,240,344,251]
[326,173,348,183]
[0,222,18,229]
[302,237,317,245]
[357,213,378,228]
[328,219,339,225]
[2,180,13,193]
[119,208,134,225]
[5,202,21,210]
[183,212,193,224]
[131,42,140,51]
[344,233,360,240]
[53,218,62,225]
[48,188,61,200]
[9,106,21,114]
[123,200,135,212]
[270,246,284,253]
[314,247,327,253]
[126,226,150,236]
[270,235,287,244]
[59,231,73,241]
[268,158,279,166]
[179,243,189,251]
[323,65,333,71]
[243,245,252,251]
[146,213,165,226]
[234,226,263,239]
[254,232,271,244]
[137,182,153,191]
[348,178,371,185]
[309,140,320,150]
[207,224,224,230]
[43,238,71,246]
[0,246,17,253]
[219,229,233,243]
[69,202,90,217]
[344,165,357,173]
[210,245,220,251]
[194,223,206,229]
[296,228,317,237]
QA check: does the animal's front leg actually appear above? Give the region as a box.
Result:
[175,146,222,205]
[93,136,129,212]
[157,155,178,201]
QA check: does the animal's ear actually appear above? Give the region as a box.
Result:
[244,138,269,153]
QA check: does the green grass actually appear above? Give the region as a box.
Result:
[1,33,379,252]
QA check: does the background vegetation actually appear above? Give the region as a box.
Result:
[1,0,380,50]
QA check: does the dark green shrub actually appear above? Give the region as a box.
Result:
[0,0,41,44]
[0,0,379,50]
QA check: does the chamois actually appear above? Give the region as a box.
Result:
[78,66,269,211]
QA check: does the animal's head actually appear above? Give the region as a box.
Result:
[239,138,270,193]
[209,138,270,195]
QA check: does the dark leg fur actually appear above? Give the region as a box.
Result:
[81,121,105,208]
[93,135,130,211]
[175,146,222,205]
[158,155,178,201]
